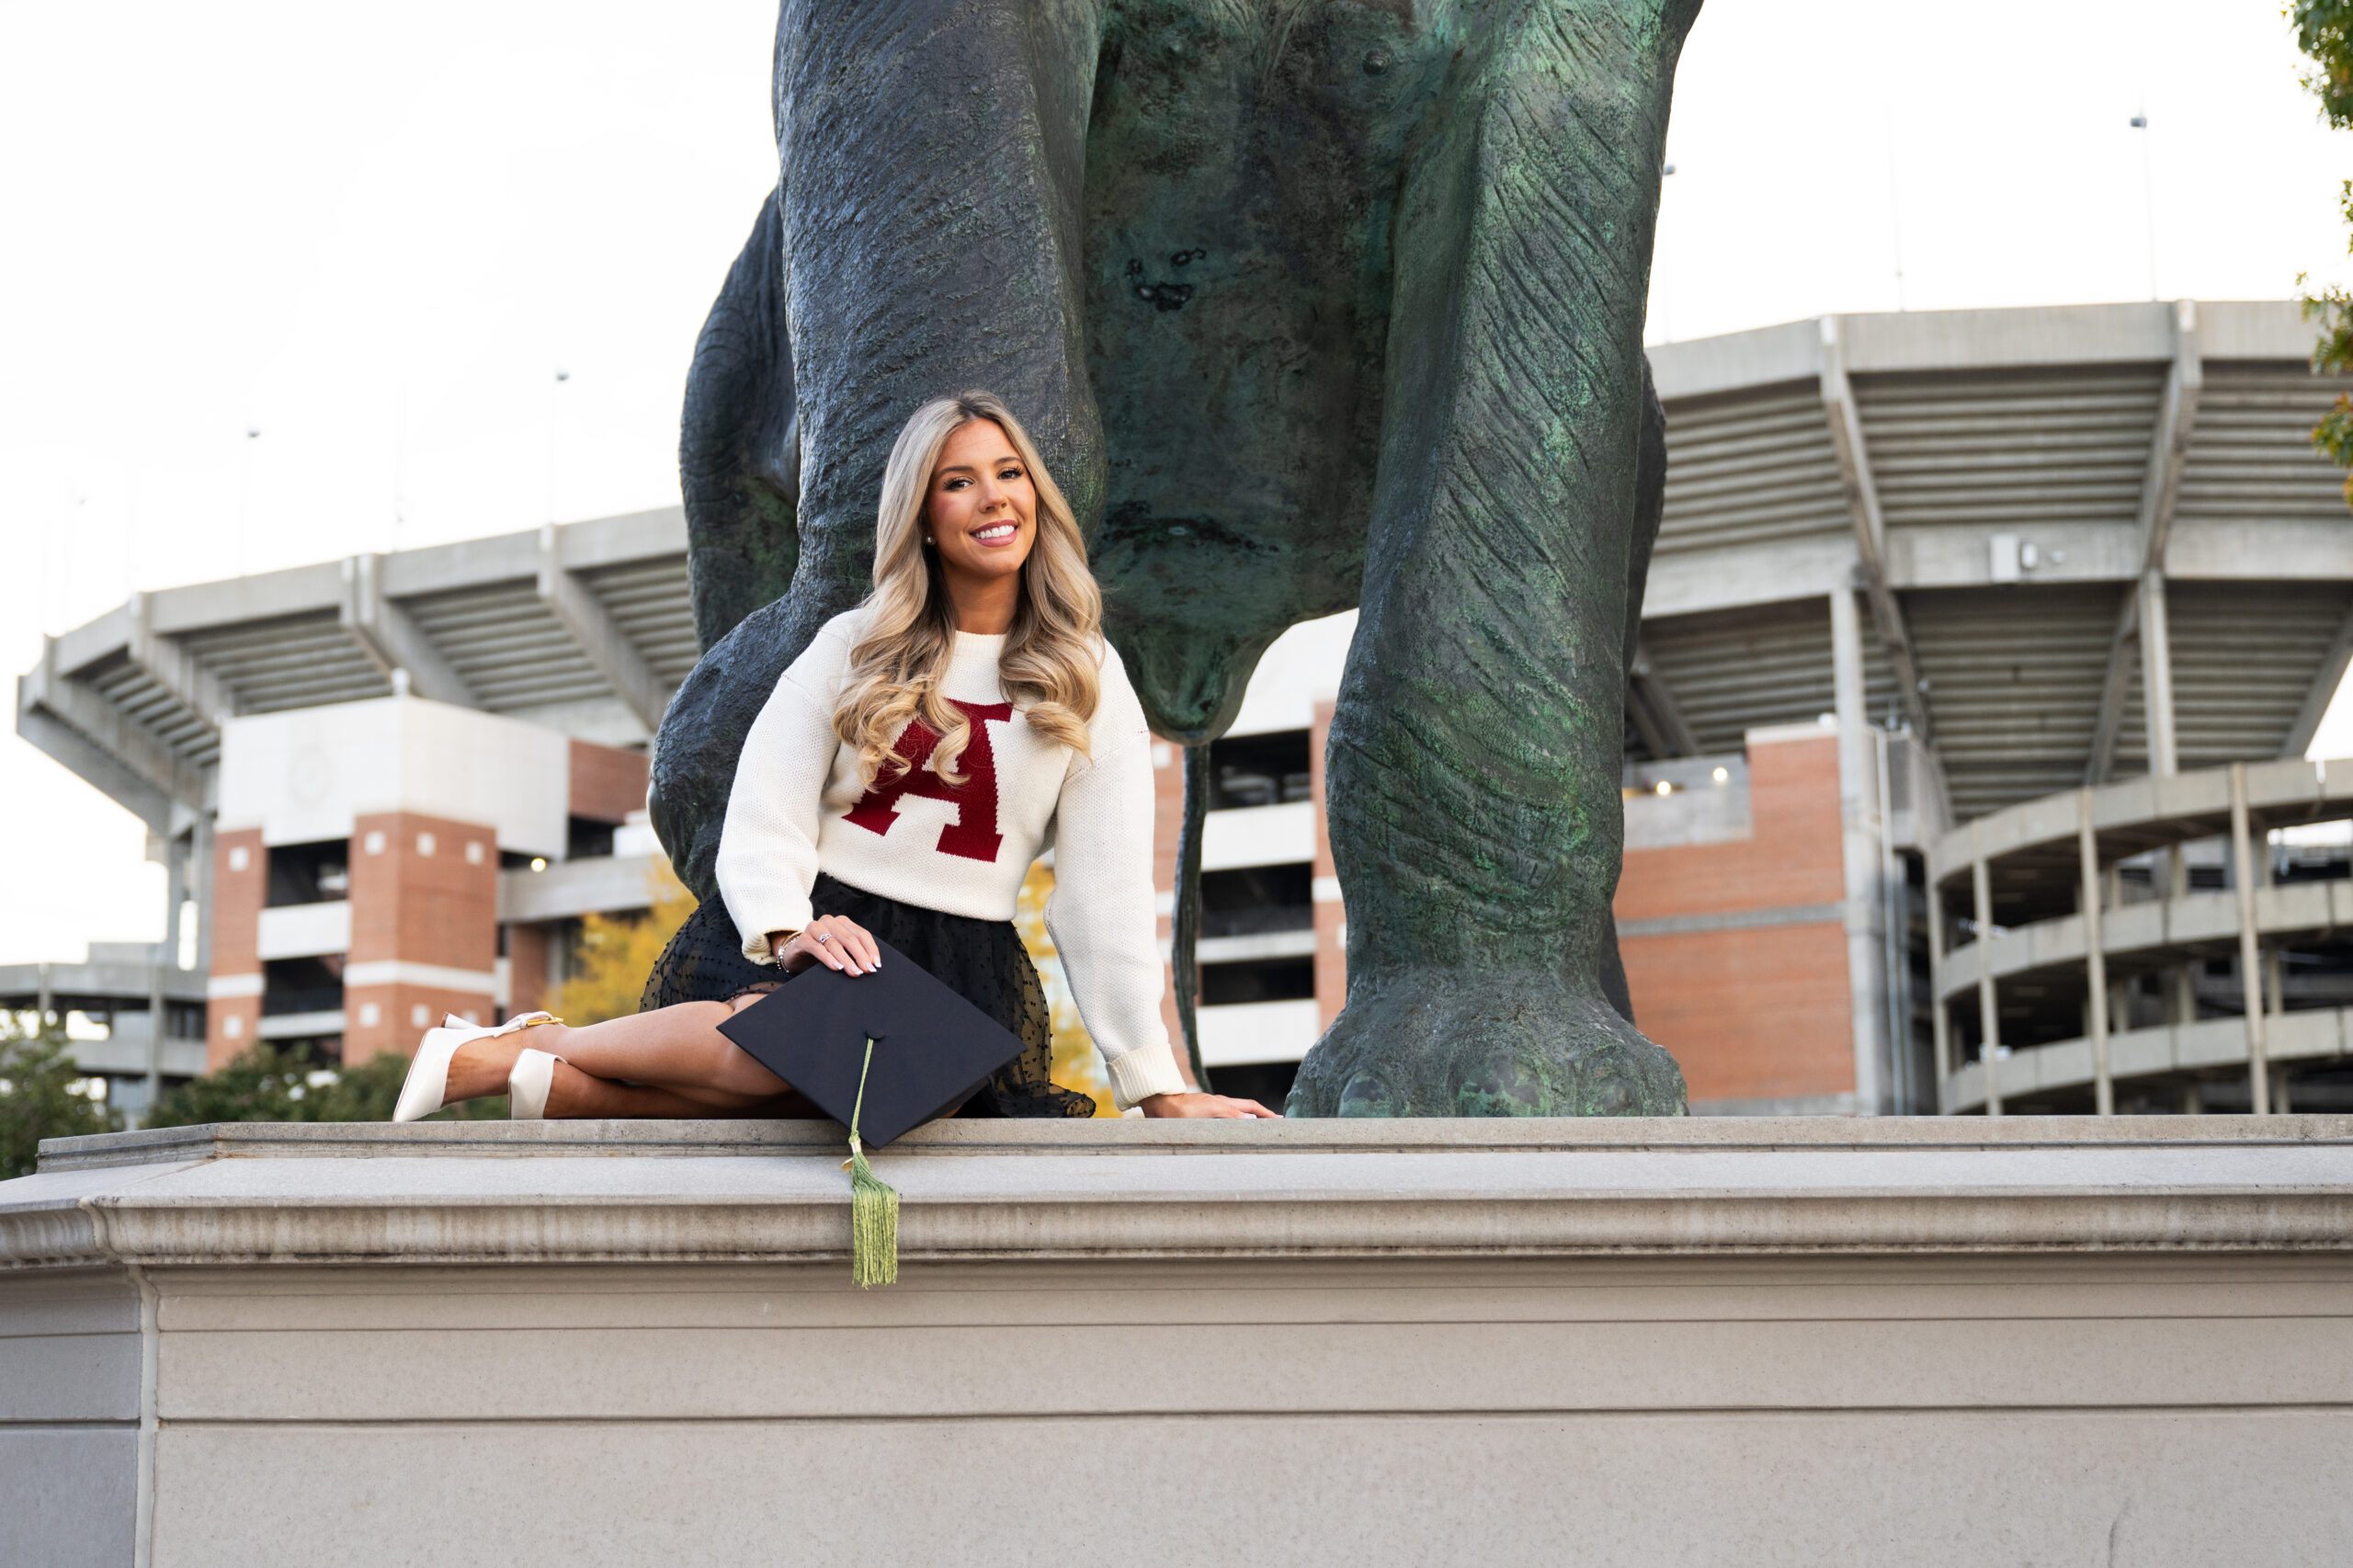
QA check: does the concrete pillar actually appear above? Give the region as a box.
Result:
[1971,824,2002,1117]
[1830,587,1885,1113]
[1874,733,1912,1111]
[2258,853,2287,1034]
[2139,570,2178,778]
[143,959,165,1114]
[162,837,188,975]
[143,831,195,1108]
[2165,841,2194,1028]
[1925,872,1951,1115]
[2228,764,2270,1114]
[2078,790,2112,1116]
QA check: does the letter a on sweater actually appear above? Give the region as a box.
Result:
[841,701,1013,862]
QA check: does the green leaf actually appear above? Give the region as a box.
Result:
[2293,2,2353,131]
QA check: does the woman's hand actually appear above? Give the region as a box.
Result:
[1137,1091,1280,1119]
[769,915,883,976]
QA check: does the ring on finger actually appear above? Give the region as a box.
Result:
[814,932,832,944]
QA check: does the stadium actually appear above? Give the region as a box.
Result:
[18,299,2353,1117]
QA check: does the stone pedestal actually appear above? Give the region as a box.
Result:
[6,1116,2352,1566]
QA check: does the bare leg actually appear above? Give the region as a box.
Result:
[540,1062,797,1119]
[442,997,789,1110]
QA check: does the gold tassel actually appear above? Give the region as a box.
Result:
[846,1037,899,1289]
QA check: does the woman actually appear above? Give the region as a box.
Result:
[393,392,1277,1122]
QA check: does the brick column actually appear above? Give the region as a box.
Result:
[205,829,265,1069]
[343,812,499,1063]
[1614,730,1854,1110]
[1311,699,1347,1029]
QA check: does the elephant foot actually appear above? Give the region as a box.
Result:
[1286,968,1688,1119]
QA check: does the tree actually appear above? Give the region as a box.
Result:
[2293,3,2353,499]
[144,1040,507,1127]
[0,1013,120,1180]
[2294,1,2353,126]
[1012,860,1120,1117]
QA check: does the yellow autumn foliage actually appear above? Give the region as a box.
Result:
[551,858,697,1025]
[1015,859,1121,1116]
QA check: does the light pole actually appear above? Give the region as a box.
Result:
[1887,132,1907,312]
[391,373,407,556]
[1655,163,1676,343]
[2131,112,2157,301]
[546,368,571,524]
[237,426,260,574]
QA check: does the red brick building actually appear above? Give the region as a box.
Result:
[205,697,650,1069]
[1616,726,1870,1113]
[1135,608,1940,1114]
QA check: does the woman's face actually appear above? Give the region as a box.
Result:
[926,418,1037,588]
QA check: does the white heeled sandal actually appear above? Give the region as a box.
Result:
[506,1047,565,1120]
[390,1012,562,1122]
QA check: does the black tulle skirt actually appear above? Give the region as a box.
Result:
[641,872,1095,1119]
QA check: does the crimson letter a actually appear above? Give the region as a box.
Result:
[840,700,1012,862]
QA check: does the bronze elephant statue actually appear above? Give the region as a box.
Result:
[652,0,1699,1116]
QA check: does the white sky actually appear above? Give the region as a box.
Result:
[1,0,2348,964]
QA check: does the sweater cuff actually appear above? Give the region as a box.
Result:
[1104,1040,1186,1111]
[739,924,798,967]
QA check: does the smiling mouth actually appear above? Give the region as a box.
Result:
[973,522,1019,544]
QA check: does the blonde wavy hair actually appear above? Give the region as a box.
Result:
[833,392,1103,787]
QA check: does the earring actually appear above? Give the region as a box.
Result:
[925,536,935,545]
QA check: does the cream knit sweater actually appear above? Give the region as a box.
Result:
[714,607,1185,1109]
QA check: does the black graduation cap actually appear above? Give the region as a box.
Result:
[717,936,1026,1148]
[719,938,1028,1290]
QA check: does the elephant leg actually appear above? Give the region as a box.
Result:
[679,187,801,656]
[651,0,1106,903]
[1290,0,1699,1118]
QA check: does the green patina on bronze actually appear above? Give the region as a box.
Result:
[653,0,1699,1118]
